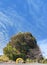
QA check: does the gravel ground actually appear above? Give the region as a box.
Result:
[0,63,47,65]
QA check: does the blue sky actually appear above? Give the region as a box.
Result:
[0,0,47,58]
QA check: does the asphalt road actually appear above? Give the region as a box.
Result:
[0,63,47,65]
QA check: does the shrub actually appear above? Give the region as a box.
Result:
[0,55,9,62]
[26,58,33,63]
[42,59,47,64]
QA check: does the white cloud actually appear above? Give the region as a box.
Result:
[0,49,3,55]
[38,39,47,58]
[3,8,33,32]
[27,0,43,15]
[0,12,14,26]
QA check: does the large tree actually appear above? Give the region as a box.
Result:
[3,32,42,61]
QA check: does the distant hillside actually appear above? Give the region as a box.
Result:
[3,32,43,61]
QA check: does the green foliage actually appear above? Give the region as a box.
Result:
[3,44,20,60]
